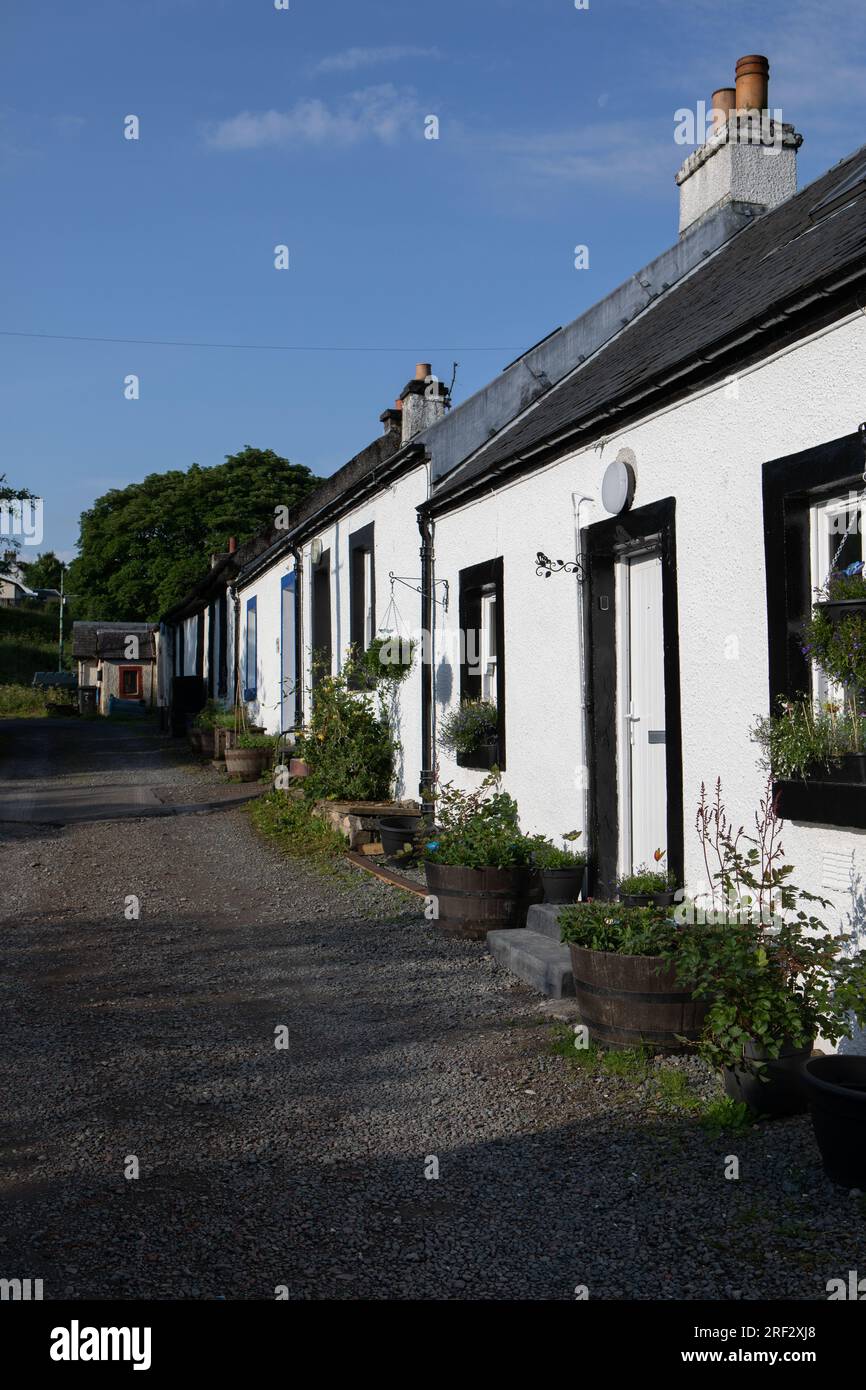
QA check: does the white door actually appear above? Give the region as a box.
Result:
[619,550,667,873]
[281,574,296,733]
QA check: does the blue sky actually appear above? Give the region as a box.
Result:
[3,0,866,558]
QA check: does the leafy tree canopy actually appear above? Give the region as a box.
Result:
[67,447,320,621]
[19,550,64,591]
[0,473,37,558]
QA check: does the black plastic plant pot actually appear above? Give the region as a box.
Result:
[619,892,652,907]
[723,1039,812,1117]
[804,1055,866,1188]
[807,754,866,785]
[540,866,588,904]
[378,815,423,860]
[817,597,866,625]
[652,890,676,906]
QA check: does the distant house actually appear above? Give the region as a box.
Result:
[0,555,61,607]
[72,622,158,714]
[0,558,38,607]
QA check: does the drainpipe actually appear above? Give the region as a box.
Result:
[573,492,593,861]
[418,509,435,820]
[229,582,241,710]
[291,544,304,729]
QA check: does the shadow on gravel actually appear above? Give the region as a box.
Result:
[2,901,863,1300]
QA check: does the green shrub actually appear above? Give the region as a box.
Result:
[249,790,347,858]
[618,865,675,895]
[237,732,276,751]
[0,683,49,717]
[558,901,678,955]
[530,832,587,869]
[425,774,536,869]
[438,699,498,758]
[666,777,866,1073]
[294,664,394,802]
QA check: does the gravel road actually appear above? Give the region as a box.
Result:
[0,718,863,1301]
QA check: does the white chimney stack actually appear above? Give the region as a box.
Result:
[677,56,803,237]
[400,363,449,445]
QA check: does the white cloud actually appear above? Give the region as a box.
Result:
[492,121,678,191]
[203,85,421,151]
[313,46,441,76]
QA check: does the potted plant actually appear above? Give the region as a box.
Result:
[225,732,275,781]
[754,697,866,785]
[668,778,866,1117]
[190,700,219,755]
[424,774,537,938]
[813,562,866,625]
[618,850,677,906]
[559,901,704,1052]
[438,699,499,769]
[530,831,588,903]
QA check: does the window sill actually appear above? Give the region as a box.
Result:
[773,779,866,829]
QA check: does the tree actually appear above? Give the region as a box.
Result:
[68,447,320,621]
[0,474,37,559]
[19,550,63,591]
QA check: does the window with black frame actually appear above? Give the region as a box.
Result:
[348,523,374,688]
[453,556,505,771]
[763,428,866,827]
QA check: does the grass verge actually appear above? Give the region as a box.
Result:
[0,683,49,717]
[549,1023,753,1132]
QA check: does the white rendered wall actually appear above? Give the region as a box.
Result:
[294,462,428,800]
[430,312,866,968]
[236,560,293,736]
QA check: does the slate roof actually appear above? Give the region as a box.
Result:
[430,144,866,507]
[72,621,157,660]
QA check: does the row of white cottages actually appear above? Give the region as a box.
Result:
[159,83,866,931]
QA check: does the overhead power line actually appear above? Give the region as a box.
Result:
[0,329,509,354]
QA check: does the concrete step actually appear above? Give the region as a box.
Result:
[526,903,568,942]
[487,928,575,999]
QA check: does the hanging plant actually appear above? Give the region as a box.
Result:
[357,634,416,686]
[803,566,866,753]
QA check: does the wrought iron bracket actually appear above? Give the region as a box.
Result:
[535,551,586,583]
[388,572,449,611]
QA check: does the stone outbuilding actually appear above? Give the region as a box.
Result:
[72,621,158,714]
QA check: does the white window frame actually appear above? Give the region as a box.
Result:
[480,589,497,704]
[809,492,865,706]
[363,549,373,648]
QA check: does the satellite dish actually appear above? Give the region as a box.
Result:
[601,459,635,515]
[310,537,323,566]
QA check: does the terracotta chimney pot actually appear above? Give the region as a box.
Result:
[735,55,769,113]
[415,362,432,381]
[710,88,737,131]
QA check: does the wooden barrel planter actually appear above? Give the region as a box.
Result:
[188,728,210,755]
[568,944,706,1052]
[224,747,270,781]
[425,863,533,940]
